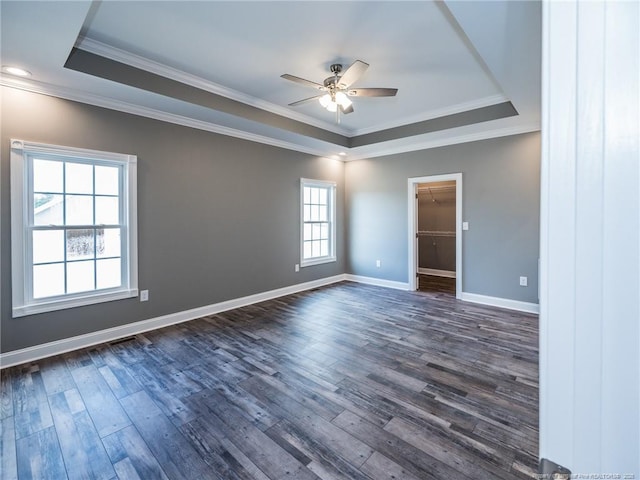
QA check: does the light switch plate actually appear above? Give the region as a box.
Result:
[462,222,469,230]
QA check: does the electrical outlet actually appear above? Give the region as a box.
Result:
[140,290,149,302]
[376,260,381,268]
[519,276,528,287]
[294,264,300,272]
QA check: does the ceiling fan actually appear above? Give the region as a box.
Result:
[281,60,398,122]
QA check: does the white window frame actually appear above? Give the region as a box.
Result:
[10,139,138,317]
[300,178,336,267]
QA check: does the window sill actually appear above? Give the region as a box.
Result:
[12,288,138,318]
[301,257,337,268]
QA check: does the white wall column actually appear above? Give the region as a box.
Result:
[540,0,639,475]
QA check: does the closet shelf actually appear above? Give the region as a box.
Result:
[417,230,456,238]
[417,185,455,193]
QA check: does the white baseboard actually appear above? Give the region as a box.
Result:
[344,274,410,291]
[418,268,456,278]
[460,292,539,314]
[1,275,537,368]
[0,274,346,369]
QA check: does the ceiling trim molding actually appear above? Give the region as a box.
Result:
[346,122,541,161]
[350,93,509,136]
[0,78,332,159]
[76,37,350,136]
[75,37,513,142]
[0,79,540,162]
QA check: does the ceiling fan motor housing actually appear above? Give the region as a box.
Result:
[324,76,341,89]
[325,64,343,90]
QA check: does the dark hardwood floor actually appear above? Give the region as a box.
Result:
[418,275,456,294]
[1,281,539,479]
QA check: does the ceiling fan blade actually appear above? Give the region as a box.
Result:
[288,95,323,107]
[340,104,354,114]
[281,74,326,91]
[337,60,369,88]
[347,88,398,97]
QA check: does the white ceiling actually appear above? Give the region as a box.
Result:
[0,1,541,160]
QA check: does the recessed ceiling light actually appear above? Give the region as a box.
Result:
[338,152,347,156]
[2,66,31,77]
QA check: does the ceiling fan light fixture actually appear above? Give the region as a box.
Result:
[319,93,339,112]
[319,93,332,109]
[335,92,352,108]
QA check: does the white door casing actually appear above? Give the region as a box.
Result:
[407,173,462,297]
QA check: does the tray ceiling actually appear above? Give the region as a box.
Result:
[0,1,541,160]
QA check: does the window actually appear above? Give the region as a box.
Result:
[301,178,336,267]
[10,139,138,317]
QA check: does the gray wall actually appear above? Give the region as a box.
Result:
[0,87,541,354]
[1,87,345,352]
[345,132,540,303]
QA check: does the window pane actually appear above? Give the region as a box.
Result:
[321,223,328,240]
[312,240,320,258]
[303,186,311,204]
[67,260,95,293]
[33,230,64,264]
[318,205,327,222]
[311,188,319,204]
[33,159,63,193]
[34,194,63,225]
[320,240,329,257]
[95,165,119,195]
[33,263,65,298]
[311,205,319,221]
[95,196,119,225]
[318,188,327,205]
[97,228,121,258]
[312,223,321,240]
[303,242,312,259]
[66,162,93,194]
[304,205,311,222]
[66,195,93,225]
[97,258,121,289]
[67,229,94,260]
[303,224,312,242]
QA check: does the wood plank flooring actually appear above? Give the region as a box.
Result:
[0,281,539,479]
[418,275,456,294]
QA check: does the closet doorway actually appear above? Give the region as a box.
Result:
[417,180,456,293]
[408,173,462,298]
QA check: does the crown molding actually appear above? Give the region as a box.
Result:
[76,37,351,136]
[350,94,510,136]
[75,38,516,143]
[1,77,539,162]
[0,77,334,159]
[346,122,541,161]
